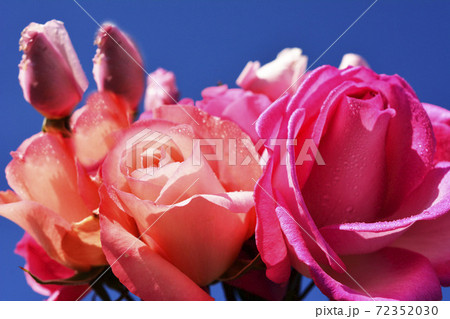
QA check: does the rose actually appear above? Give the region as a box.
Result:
[18,20,88,119]
[0,91,130,299]
[1,19,141,299]
[255,65,450,300]
[99,105,261,300]
[93,23,145,113]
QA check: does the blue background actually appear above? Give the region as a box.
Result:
[1,0,449,301]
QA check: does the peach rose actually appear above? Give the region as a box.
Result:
[0,92,130,299]
[99,105,261,300]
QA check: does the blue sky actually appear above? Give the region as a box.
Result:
[0,0,449,301]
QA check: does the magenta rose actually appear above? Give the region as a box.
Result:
[255,65,450,300]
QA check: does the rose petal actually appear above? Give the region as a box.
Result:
[196,85,271,142]
[320,164,450,256]
[254,157,291,283]
[315,247,442,301]
[114,187,254,286]
[0,200,71,267]
[280,214,442,300]
[423,103,450,163]
[237,48,308,101]
[0,190,20,203]
[302,93,395,226]
[6,133,92,223]
[15,233,89,300]
[390,163,450,285]
[153,105,262,192]
[338,53,369,70]
[144,68,179,112]
[126,162,180,202]
[285,108,346,272]
[343,68,436,214]
[155,149,225,205]
[100,212,213,300]
[70,92,130,171]
[61,215,106,267]
[102,119,185,192]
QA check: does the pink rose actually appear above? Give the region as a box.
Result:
[99,105,261,300]
[255,65,449,300]
[18,20,88,118]
[236,48,308,101]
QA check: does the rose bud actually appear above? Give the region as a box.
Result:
[93,23,145,113]
[339,53,370,69]
[143,68,179,112]
[18,20,88,119]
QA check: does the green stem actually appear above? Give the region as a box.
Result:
[42,116,71,137]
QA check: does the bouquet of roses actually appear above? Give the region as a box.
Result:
[1,20,449,301]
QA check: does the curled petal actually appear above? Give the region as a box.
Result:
[237,48,308,101]
[153,105,262,192]
[113,188,254,286]
[318,162,450,255]
[62,215,106,268]
[279,211,442,300]
[100,212,213,300]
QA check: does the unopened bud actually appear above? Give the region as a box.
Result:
[144,68,179,112]
[18,20,88,118]
[93,23,145,112]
